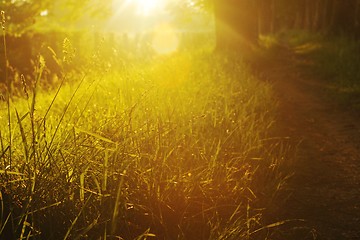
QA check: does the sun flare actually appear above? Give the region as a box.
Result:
[132,0,164,16]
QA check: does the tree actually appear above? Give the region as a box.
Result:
[257,0,360,38]
[0,0,112,34]
[0,0,50,34]
[328,0,359,36]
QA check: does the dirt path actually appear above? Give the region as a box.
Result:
[263,48,360,239]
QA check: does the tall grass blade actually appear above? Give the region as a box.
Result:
[79,167,89,202]
[63,195,92,240]
[2,11,12,172]
[15,109,29,161]
[75,128,115,144]
[102,149,109,192]
[0,131,4,156]
[249,219,306,235]
[0,213,11,236]
[0,170,25,175]
[0,146,10,167]
[134,228,156,240]
[44,75,87,160]
[73,217,98,240]
[111,170,126,236]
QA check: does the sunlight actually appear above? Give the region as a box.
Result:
[152,23,179,54]
[129,0,165,16]
[40,9,48,17]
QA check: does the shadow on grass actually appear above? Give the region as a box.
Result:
[284,33,360,114]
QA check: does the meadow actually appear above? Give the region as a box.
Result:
[0,33,292,239]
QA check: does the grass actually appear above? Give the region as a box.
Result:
[282,30,360,112]
[0,31,292,239]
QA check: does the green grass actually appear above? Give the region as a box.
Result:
[0,40,291,239]
[309,37,360,111]
[282,31,360,111]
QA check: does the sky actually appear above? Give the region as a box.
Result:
[33,0,211,33]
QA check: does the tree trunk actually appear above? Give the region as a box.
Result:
[312,0,321,31]
[304,0,312,30]
[258,0,274,35]
[213,0,259,51]
[354,0,360,37]
[320,0,330,31]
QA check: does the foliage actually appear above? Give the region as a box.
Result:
[0,44,290,239]
[0,0,112,34]
[0,0,46,33]
[0,1,298,238]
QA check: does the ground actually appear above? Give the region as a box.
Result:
[261,47,360,239]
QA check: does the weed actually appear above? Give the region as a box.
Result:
[0,33,290,239]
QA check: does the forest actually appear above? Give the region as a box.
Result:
[1,0,360,239]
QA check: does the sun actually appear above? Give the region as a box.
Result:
[136,0,159,15]
[132,0,164,16]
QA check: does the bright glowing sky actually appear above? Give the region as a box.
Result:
[132,0,164,16]
[113,0,168,17]
[37,0,209,35]
[107,0,172,32]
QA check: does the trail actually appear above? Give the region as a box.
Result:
[262,47,360,240]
